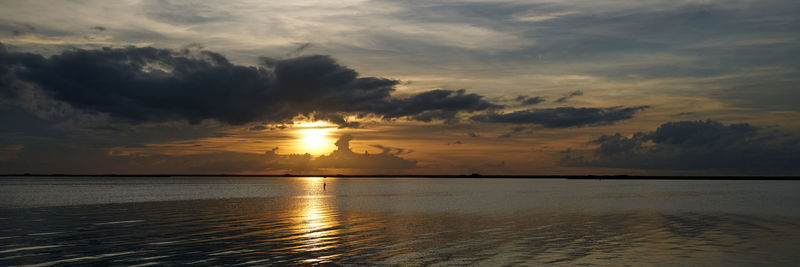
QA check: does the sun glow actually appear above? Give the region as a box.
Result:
[295,121,337,155]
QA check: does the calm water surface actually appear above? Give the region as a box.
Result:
[1,177,799,265]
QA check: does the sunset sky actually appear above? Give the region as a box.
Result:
[1,0,798,175]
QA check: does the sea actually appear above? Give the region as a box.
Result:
[1,176,799,266]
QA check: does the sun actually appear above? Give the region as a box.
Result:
[300,128,333,153]
[295,121,336,155]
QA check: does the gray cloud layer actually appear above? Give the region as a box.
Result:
[472,106,649,128]
[0,44,497,126]
[561,120,800,173]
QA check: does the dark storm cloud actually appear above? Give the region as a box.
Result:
[384,89,499,121]
[554,90,583,103]
[561,120,800,173]
[0,44,45,98]
[0,44,497,126]
[472,106,649,128]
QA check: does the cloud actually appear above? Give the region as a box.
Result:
[0,141,275,174]
[263,134,417,172]
[496,126,529,139]
[287,42,312,56]
[561,120,800,173]
[0,44,497,126]
[0,134,417,174]
[261,147,315,172]
[10,23,36,36]
[472,106,649,128]
[369,144,413,155]
[248,125,268,131]
[516,95,545,105]
[313,135,417,170]
[554,90,584,103]
[385,89,500,123]
[142,0,231,25]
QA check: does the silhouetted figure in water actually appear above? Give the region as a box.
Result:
[323,177,327,191]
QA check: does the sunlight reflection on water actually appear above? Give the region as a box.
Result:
[0,177,799,265]
[295,197,340,262]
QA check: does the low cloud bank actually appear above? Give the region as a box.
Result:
[265,134,417,172]
[561,120,800,173]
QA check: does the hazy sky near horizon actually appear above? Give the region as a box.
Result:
[1,0,799,175]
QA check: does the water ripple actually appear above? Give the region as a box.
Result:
[2,178,800,265]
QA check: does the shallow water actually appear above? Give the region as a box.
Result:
[1,177,799,265]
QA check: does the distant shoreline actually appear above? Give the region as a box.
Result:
[1,174,798,180]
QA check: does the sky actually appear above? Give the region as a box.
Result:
[0,0,798,175]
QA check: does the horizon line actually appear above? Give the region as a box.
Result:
[1,173,799,180]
